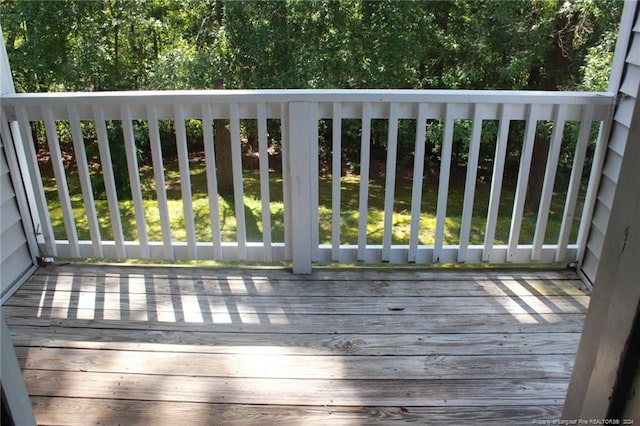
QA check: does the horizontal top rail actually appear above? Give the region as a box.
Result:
[1,89,615,122]
[0,88,615,104]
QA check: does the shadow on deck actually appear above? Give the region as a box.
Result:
[3,263,590,425]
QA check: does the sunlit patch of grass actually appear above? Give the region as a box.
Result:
[43,164,581,251]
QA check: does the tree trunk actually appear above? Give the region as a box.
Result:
[113,0,120,85]
[524,134,550,212]
[214,119,234,195]
[211,0,234,196]
[524,5,576,212]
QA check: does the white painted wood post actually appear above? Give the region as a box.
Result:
[357,103,372,262]
[331,102,343,261]
[381,103,399,262]
[532,104,569,260]
[483,105,512,262]
[42,105,80,257]
[458,104,483,262]
[93,105,126,258]
[408,103,428,263]
[257,103,273,261]
[68,105,103,258]
[309,103,320,262]
[1,314,36,426]
[147,104,175,260]
[121,105,150,258]
[507,104,543,262]
[281,104,293,260]
[200,103,222,260]
[174,105,198,259]
[556,104,595,262]
[287,102,313,274]
[433,104,455,263]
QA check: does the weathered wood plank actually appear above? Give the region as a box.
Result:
[31,263,582,281]
[9,327,582,356]
[16,347,575,380]
[6,264,587,424]
[5,290,589,315]
[3,308,586,334]
[19,274,589,297]
[22,370,569,406]
[29,397,564,425]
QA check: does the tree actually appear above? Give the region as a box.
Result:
[522,0,622,211]
[1,0,623,190]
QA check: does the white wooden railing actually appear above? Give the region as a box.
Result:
[0,90,614,273]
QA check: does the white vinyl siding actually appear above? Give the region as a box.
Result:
[0,135,36,302]
[580,7,640,285]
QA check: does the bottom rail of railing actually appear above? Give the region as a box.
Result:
[46,240,577,266]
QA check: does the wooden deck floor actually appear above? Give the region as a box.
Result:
[3,264,590,425]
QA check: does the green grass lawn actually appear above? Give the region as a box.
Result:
[41,160,583,248]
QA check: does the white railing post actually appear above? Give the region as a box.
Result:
[287,102,314,274]
[1,314,36,426]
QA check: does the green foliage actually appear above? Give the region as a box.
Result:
[1,0,623,170]
[2,0,623,92]
[580,30,618,91]
[86,121,145,200]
